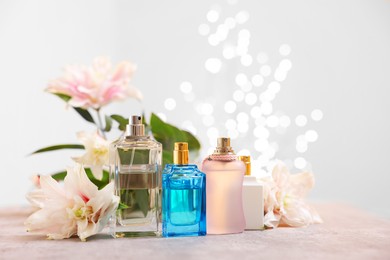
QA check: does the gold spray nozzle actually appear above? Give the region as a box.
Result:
[214,137,235,155]
[238,155,251,176]
[173,142,189,165]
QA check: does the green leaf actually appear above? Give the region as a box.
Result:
[53,93,95,124]
[150,113,186,152]
[150,113,201,163]
[31,144,84,155]
[117,202,129,210]
[74,107,95,124]
[51,171,67,181]
[162,150,172,166]
[85,168,110,190]
[54,93,71,102]
[104,115,113,132]
[111,114,128,131]
[135,189,150,217]
[49,168,109,189]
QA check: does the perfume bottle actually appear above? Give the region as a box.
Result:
[162,142,206,237]
[202,137,245,234]
[239,156,264,230]
[111,115,162,237]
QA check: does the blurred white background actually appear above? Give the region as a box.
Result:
[0,0,389,217]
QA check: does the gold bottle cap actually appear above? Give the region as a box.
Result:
[173,142,189,165]
[213,137,235,155]
[239,155,251,176]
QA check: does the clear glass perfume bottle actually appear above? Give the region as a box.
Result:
[111,115,162,237]
[162,142,206,237]
[239,156,264,230]
[202,137,246,234]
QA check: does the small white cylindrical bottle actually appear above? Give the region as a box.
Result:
[239,156,264,230]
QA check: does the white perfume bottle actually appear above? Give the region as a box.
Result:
[239,156,264,230]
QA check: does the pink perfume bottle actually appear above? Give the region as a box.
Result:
[202,137,246,234]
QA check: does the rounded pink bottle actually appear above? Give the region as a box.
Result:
[202,137,246,234]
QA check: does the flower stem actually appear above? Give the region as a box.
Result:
[96,108,106,139]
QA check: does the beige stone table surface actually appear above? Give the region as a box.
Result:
[1,203,389,260]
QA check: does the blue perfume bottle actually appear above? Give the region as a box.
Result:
[162,142,206,237]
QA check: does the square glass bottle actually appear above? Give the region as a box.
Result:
[162,142,206,237]
[111,116,162,237]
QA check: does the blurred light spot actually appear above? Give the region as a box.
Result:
[223,45,236,59]
[279,115,291,128]
[259,90,276,102]
[274,68,287,82]
[245,92,257,105]
[253,126,270,139]
[237,149,251,156]
[180,81,192,93]
[264,146,276,159]
[241,82,253,92]
[227,0,238,5]
[216,24,229,41]
[203,115,215,126]
[224,100,237,113]
[225,17,236,29]
[182,120,197,135]
[255,116,266,126]
[237,123,249,133]
[279,44,291,56]
[260,65,272,77]
[260,102,273,115]
[296,142,308,153]
[295,115,307,127]
[157,113,167,122]
[279,59,292,71]
[255,139,269,152]
[164,98,176,111]
[207,127,219,139]
[241,54,253,67]
[235,73,248,86]
[233,90,245,102]
[205,58,222,73]
[256,52,268,64]
[294,157,307,169]
[305,130,318,142]
[235,11,250,24]
[198,24,210,36]
[250,106,262,118]
[268,81,281,94]
[311,109,324,121]
[252,74,264,87]
[208,34,219,46]
[200,103,214,115]
[228,129,239,139]
[225,119,237,130]
[207,10,219,23]
[266,115,279,128]
[237,112,249,122]
[238,29,251,39]
[296,134,307,144]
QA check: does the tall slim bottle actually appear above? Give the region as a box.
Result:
[202,137,246,234]
[239,156,264,230]
[162,142,206,237]
[111,115,162,237]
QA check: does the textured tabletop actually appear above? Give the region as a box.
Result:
[1,203,389,260]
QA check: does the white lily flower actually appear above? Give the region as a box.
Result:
[25,164,119,241]
[73,131,110,180]
[259,161,323,228]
